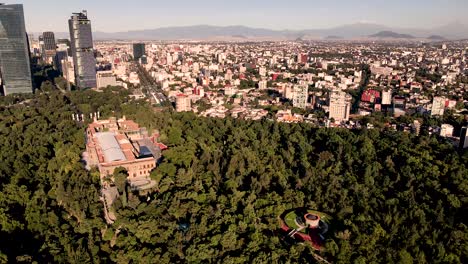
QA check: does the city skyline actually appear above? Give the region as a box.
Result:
[10,0,468,33]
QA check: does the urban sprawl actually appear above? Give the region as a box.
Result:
[1,6,468,152]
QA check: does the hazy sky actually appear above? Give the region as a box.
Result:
[8,0,468,32]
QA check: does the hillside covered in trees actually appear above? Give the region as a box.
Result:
[0,89,467,263]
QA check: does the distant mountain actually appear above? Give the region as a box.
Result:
[427,35,446,40]
[308,23,391,38]
[93,25,290,40]
[231,35,247,39]
[324,35,343,40]
[31,22,468,41]
[369,31,415,39]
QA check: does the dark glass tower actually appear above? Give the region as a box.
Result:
[0,4,33,95]
[69,10,96,89]
[41,31,56,61]
[460,127,468,150]
[42,31,56,51]
[133,43,145,61]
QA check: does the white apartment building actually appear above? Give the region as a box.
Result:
[62,57,75,84]
[259,67,267,77]
[284,84,294,100]
[431,97,446,116]
[440,124,454,138]
[293,84,308,109]
[329,89,351,122]
[381,90,392,105]
[176,94,191,112]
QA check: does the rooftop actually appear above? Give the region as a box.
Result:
[96,132,126,163]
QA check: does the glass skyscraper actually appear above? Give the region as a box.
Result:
[133,43,145,61]
[42,31,56,51]
[41,31,56,62]
[69,11,96,89]
[0,4,33,95]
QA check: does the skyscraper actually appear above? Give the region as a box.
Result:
[133,43,145,61]
[41,31,56,62]
[42,32,56,50]
[0,4,33,95]
[69,11,96,89]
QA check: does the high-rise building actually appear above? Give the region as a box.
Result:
[283,84,294,100]
[297,53,308,64]
[54,39,70,73]
[62,56,75,85]
[381,90,392,105]
[42,31,56,51]
[96,71,117,88]
[393,96,406,117]
[38,35,44,55]
[41,31,56,62]
[329,89,351,122]
[54,50,67,72]
[0,4,33,95]
[412,120,421,136]
[166,52,173,65]
[459,127,468,150]
[431,96,446,116]
[133,43,145,61]
[176,94,192,112]
[69,11,96,89]
[293,85,308,109]
[57,38,71,54]
[139,55,148,65]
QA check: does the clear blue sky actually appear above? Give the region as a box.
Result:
[8,0,468,32]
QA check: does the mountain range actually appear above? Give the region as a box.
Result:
[43,22,468,41]
[369,31,415,39]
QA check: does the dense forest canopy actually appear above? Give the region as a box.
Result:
[0,89,467,263]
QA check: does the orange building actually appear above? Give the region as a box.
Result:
[85,117,166,184]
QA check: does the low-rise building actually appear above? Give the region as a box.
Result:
[96,71,118,88]
[440,124,454,137]
[85,117,165,184]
